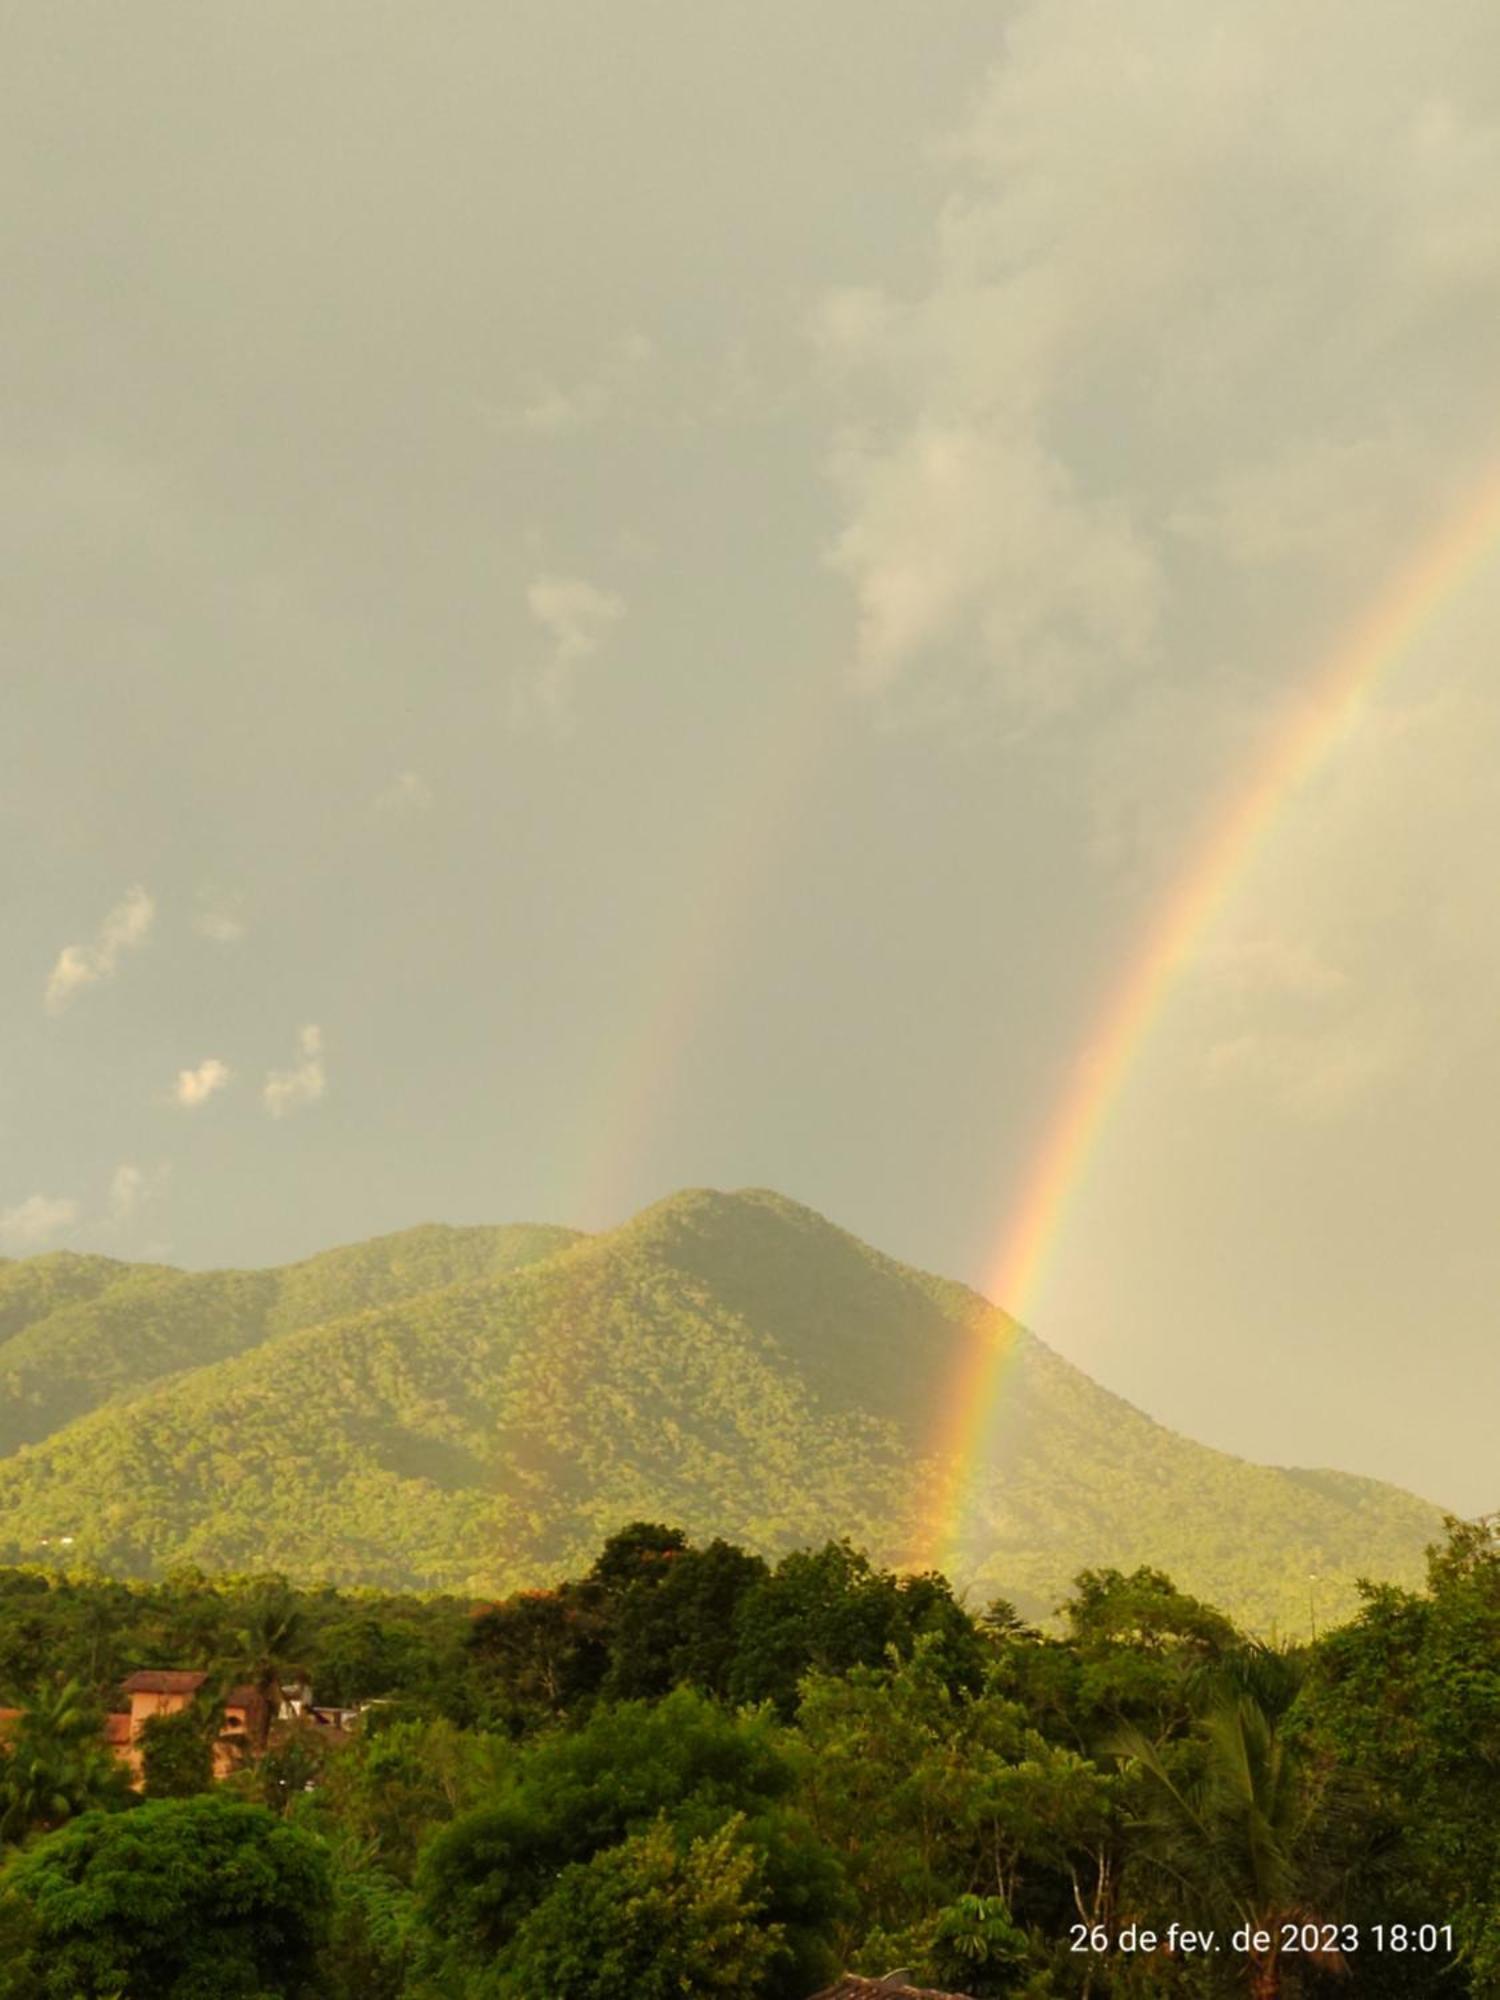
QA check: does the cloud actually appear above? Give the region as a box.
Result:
[527,574,626,663]
[1197,933,1348,1001]
[1167,434,1430,572]
[1201,1016,1408,1120]
[45,884,155,1011]
[376,769,433,813]
[107,1160,170,1225]
[816,0,1500,740]
[492,332,655,436]
[1187,905,1410,1119]
[826,422,1160,715]
[0,1193,79,1250]
[174,1057,232,1108]
[195,908,246,944]
[108,1164,145,1221]
[263,1024,326,1118]
[516,574,626,728]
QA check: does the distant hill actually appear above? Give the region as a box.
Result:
[0,1191,1441,1630]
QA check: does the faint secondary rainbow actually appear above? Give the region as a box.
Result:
[565,668,842,1232]
[919,473,1500,1573]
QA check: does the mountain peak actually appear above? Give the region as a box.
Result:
[0,1194,1441,1628]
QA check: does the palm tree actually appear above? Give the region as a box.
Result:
[0,1678,129,1843]
[235,1584,310,1755]
[1113,1693,1346,1999]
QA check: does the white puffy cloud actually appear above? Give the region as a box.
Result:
[174,1057,232,1108]
[263,1024,327,1118]
[0,1193,78,1250]
[195,908,246,944]
[45,885,155,1012]
[516,574,626,728]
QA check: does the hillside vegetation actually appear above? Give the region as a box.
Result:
[0,1191,1440,1629]
[0,1520,1494,1996]
[0,1223,579,1456]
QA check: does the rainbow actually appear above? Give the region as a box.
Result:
[921,473,1500,1573]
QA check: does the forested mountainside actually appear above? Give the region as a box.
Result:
[0,1223,579,1455]
[0,1191,1440,1629]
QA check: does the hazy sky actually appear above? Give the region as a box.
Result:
[6,3,1500,1513]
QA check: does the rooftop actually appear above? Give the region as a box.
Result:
[120,1669,209,1696]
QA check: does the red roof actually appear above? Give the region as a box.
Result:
[120,1669,208,1696]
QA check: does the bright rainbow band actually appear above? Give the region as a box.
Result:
[919,473,1500,1573]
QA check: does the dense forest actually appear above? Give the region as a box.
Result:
[0,1192,1443,1629]
[0,1515,1493,1997]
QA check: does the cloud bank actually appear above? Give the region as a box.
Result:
[817,0,1500,741]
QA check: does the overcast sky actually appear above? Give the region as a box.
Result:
[5,2,1499,1514]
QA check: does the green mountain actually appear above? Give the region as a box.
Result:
[0,1223,580,1456]
[0,1191,1441,1630]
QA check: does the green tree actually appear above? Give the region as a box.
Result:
[586,1520,691,1595]
[987,1567,1246,1765]
[729,1541,983,1715]
[0,1794,329,1998]
[929,1894,1031,1997]
[312,1610,443,1707]
[317,1846,424,2000]
[0,1679,129,1843]
[604,1537,768,1701]
[139,1696,220,1799]
[1113,1695,1348,1999]
[235,1582,309,1753]
[149,1567,230,1669]
[466,1582,609,1719]
[417,1687,843,1996]
[1066,1567,1240,1657]
[314,1715,508,1881]
[247,1718,334,1816]
[501,1814,783,1998]
[792,1645,1110,1976]
[1295,1516,1498,1992]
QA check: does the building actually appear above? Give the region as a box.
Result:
[0,1673,356,1787]
[113,1669,268,1781]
